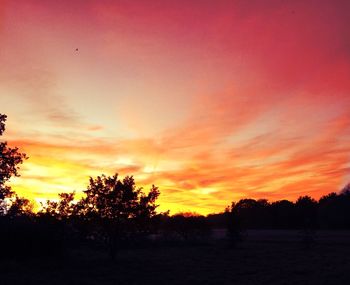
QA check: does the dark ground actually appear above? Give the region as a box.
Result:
[1,230,350,285]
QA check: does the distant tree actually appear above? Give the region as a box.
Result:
[233,198,271,228]
[149,210,170,237]
[295,196,318,228]
[206,212,227,228]
[318,189,350,229]
[0,114,27,214]
[318,192,340,229]
[165,212,211,242]
[77,174,160,259]
[338,189,350,228]
[225,202,243,247]
[295,196,318,249]
[270,200,296,229]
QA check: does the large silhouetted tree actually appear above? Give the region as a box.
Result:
[0,114,27,214]
[77,174,160,259]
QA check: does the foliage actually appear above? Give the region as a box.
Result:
[40,192,76,219]
[39,173,160,259]
[0,114,27,214]
[77,174,160,224]
[75,174,160,258]
[7,195,34,217]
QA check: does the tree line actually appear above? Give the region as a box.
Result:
[1,113,350,259]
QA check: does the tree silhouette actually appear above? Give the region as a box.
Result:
[38,192,80,256]
[7,195,33,217]
[231,199,272,229]
[77,174,160,259]
[165,212,211,242]
[295,196,318,228]
[225,202,243,247]
[0,114,27,214]
[270,200,296,228]
[40,192,76,219]
[319,189,350,229]
[340,183,350,195]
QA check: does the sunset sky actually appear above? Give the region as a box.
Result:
[1,0,350,214]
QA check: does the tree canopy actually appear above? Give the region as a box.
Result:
[0,114,27,213]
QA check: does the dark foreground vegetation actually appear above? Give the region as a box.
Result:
[1,113,350,284]
[2,231,350,285]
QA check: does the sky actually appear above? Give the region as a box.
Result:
[1,0,350,214]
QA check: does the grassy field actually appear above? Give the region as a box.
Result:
[1,230,350,285]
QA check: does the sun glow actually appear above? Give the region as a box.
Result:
[1,0,350,214]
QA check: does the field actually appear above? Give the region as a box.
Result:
[2,230,350,285]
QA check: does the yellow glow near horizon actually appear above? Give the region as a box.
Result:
[2,1,350,215]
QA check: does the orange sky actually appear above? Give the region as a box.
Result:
[1,0,350,214]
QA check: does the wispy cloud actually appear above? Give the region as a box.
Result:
[3,0,350,214]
